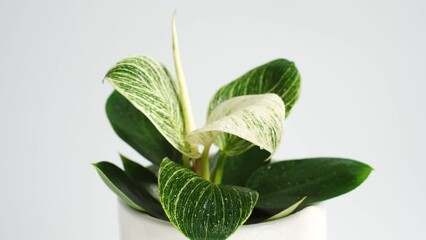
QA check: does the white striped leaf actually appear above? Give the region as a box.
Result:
[208,59,301,117]
[105,56,198,158]
[159,158,258,240]
[207,59,299,156]
[186,94,285,156]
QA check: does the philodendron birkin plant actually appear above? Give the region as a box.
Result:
[94,14,372,240]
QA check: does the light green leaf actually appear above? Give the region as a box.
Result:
[187,94,285,156]
[208,59,301,117]
[172,12,196,134]
[159,159,258,240]
[266,196,306,221]
[105,56,198,158]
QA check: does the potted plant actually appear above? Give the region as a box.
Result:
[93,14,372,240]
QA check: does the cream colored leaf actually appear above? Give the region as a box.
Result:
[186,94,285,155]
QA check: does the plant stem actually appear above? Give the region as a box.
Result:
[200,144,211,180]
[214,151,226,184]
[182,155,191,169]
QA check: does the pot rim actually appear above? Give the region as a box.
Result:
[118,200,325,229]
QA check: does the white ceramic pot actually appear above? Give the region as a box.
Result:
[118,201,327,240]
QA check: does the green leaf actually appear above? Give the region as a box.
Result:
[266,196,306,221]
[217,146,270,186]
[93,161,167,220]
[106,91,181,165]
[105,56,198,158]
[120,155,160,201]
[208,59,301,118]
[159,159,258,240]
[187,94,285,156]
[246,158,372,209]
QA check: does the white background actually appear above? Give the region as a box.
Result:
[1,0,425,239]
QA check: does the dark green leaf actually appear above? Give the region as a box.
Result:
[244,208,271,224]
[159,159,258,240]
[120,155,159,200]
[218,146,270,186]
[93,161,167,220]
[246,158,372,209]
[106,91,181,165]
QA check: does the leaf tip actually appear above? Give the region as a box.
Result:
[358,163,374,182]
[118,153,127,161]
[91,162,100,168]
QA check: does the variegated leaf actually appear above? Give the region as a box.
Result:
[186,94,285,156]
[159,158,258,240]
[208,59,301,117]
[105,56,198,158]
[207,59,300,156]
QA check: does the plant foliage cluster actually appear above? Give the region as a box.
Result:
[94,15,371,240]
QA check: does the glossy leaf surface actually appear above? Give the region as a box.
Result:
[106,91,181,165]
[93,161,166,219]
[159,159,258,240]
[246,158,372,209]
[121,155,160,201]
[219,146,270,186]
[266,196,306,221]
